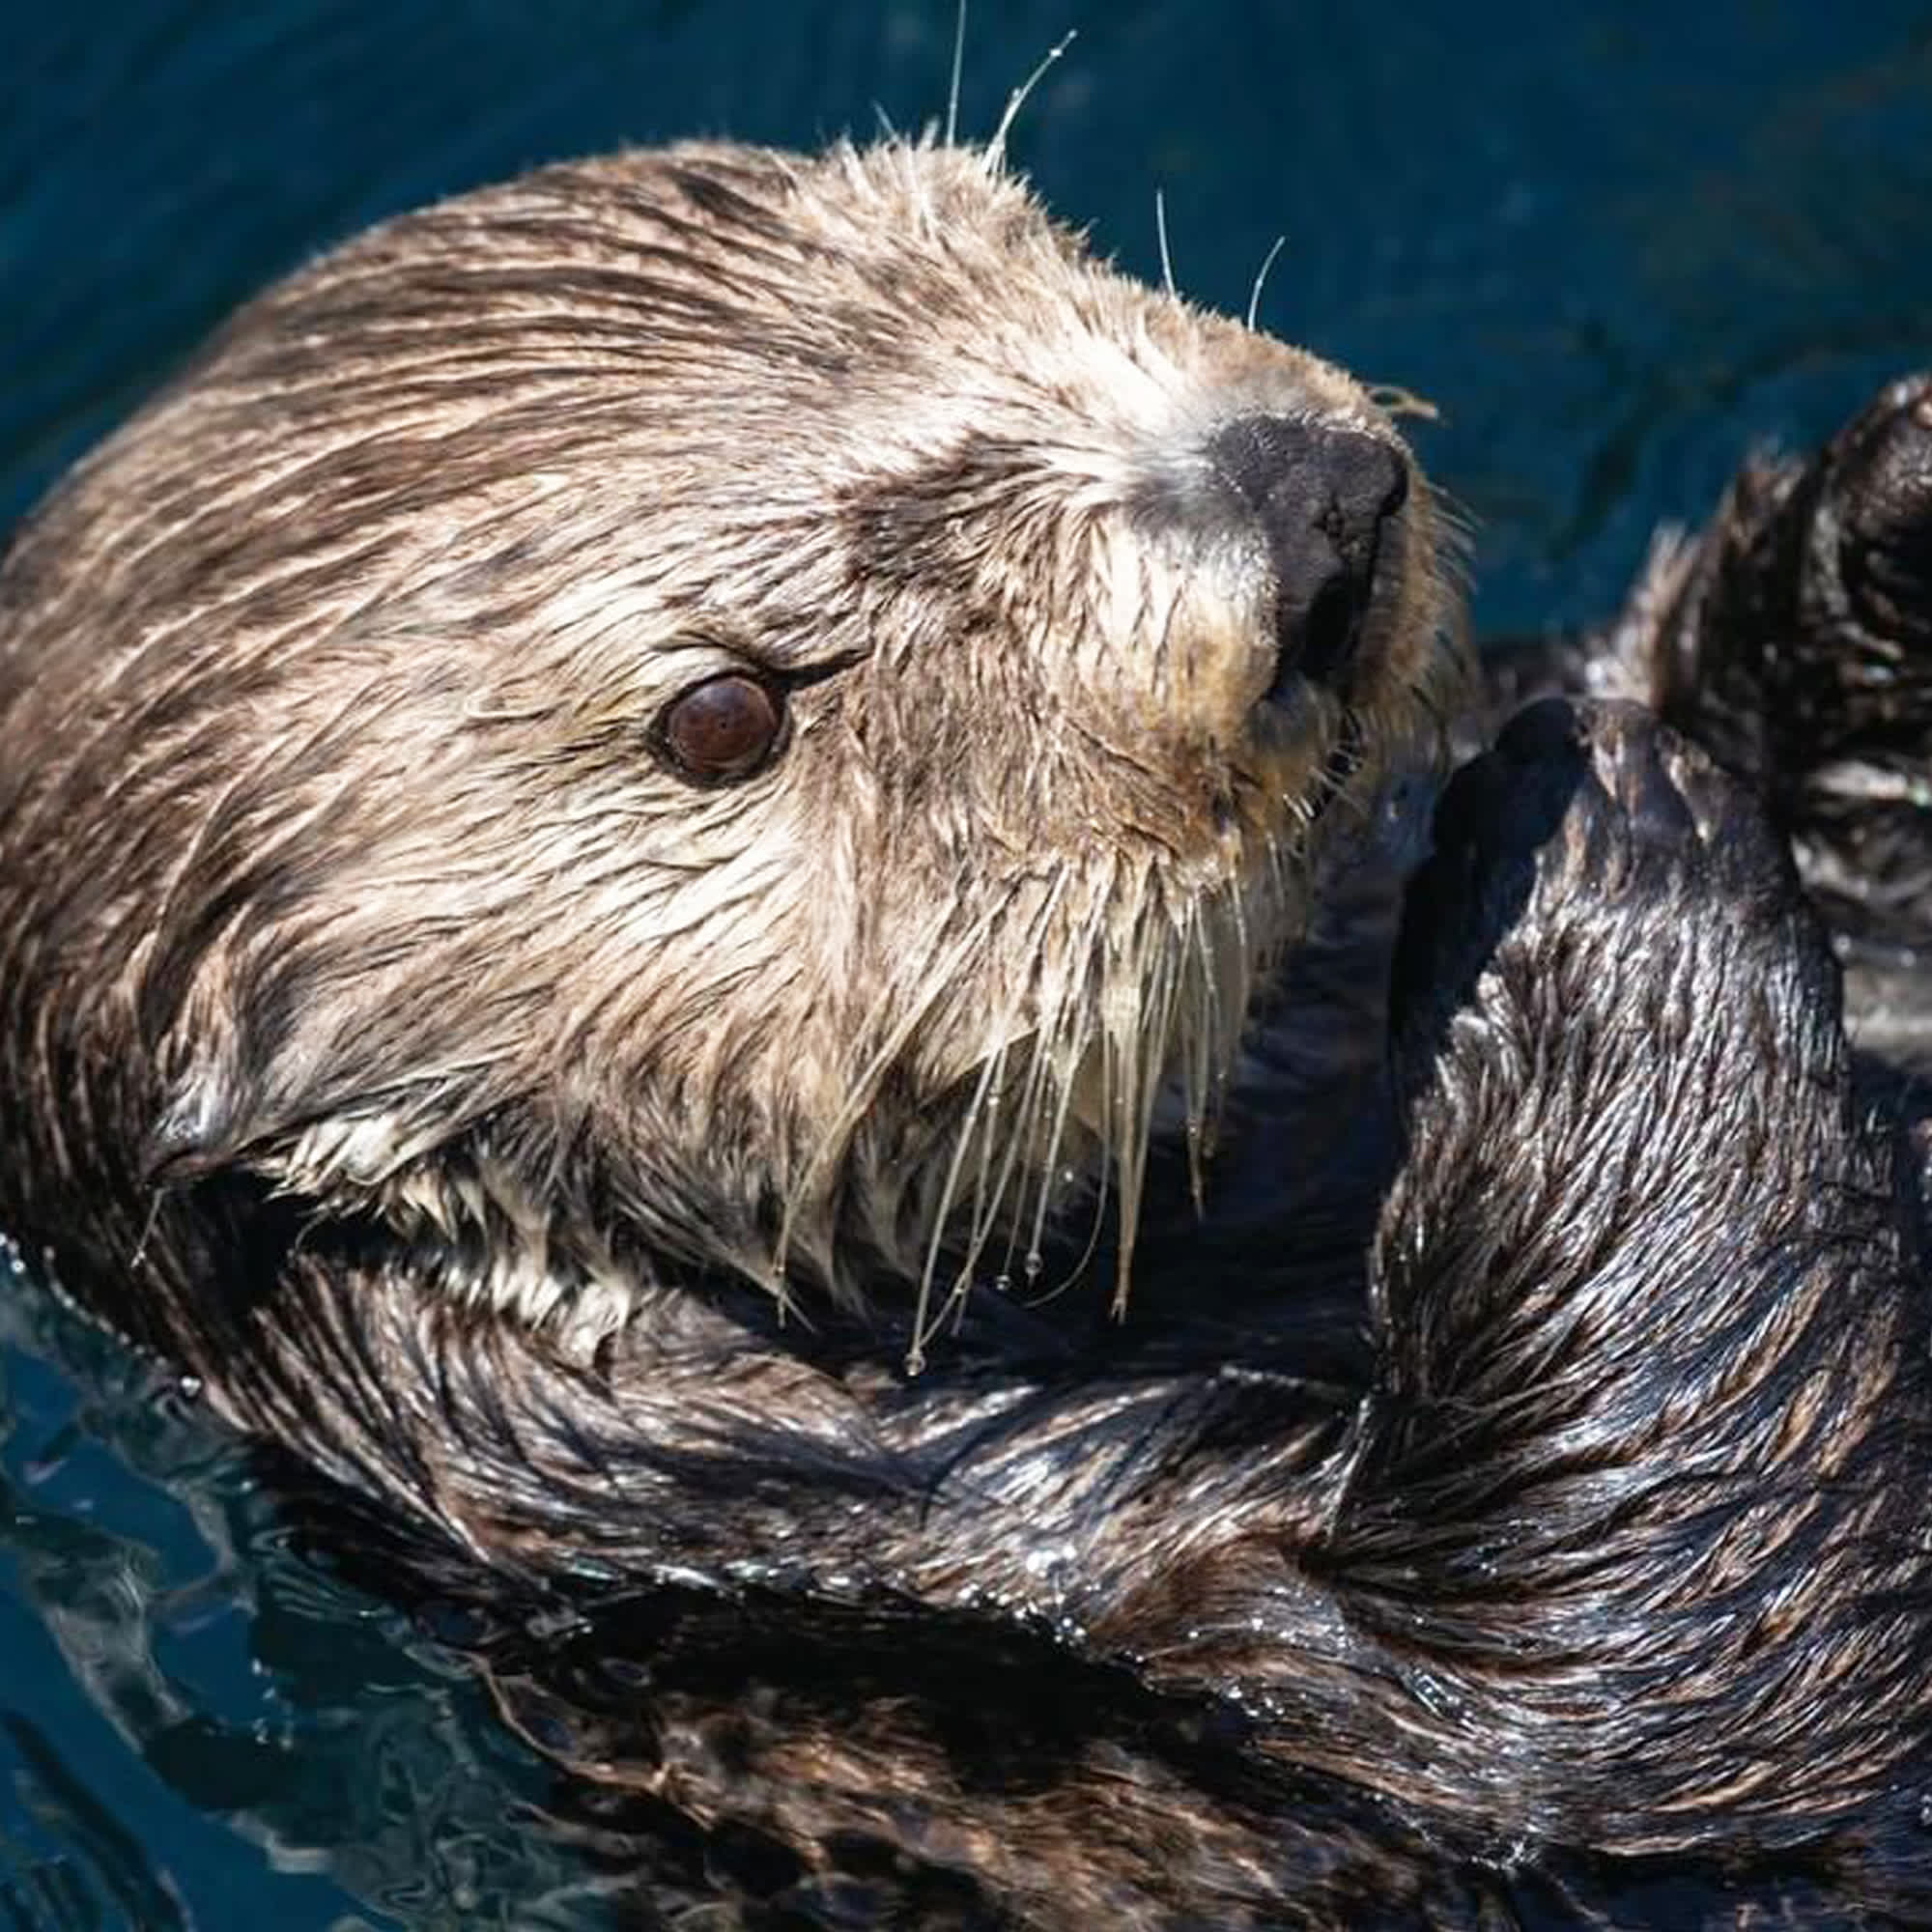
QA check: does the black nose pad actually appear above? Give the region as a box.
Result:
[1207,414,1409,696]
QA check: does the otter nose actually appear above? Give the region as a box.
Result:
[1207,414,1408,698]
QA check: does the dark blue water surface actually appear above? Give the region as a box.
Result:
[4,4,1932,1924]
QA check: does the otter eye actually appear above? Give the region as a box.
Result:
[660,672,784,782]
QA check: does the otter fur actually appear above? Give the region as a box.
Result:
[3,136,1932,1926]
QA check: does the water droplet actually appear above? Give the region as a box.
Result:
[1023,1249,1043,1282]
[177,1375,204,1402]
[994,1273,1012,1293]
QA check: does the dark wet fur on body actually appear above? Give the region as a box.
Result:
[4,139,1932,1925]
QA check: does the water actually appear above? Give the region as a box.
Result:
[3,3,1931,1924]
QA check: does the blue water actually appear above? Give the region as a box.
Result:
[3,3,1931,1924]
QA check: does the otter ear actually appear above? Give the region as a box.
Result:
[145,1046,464,1208]
[143,1051,297,1187]
[138,949,423,1189]
[136,926,495,1199]
[142,1016,384,1190]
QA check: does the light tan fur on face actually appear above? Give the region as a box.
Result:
[0,138,1463,1357]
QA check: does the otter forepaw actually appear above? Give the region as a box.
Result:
[1824,374,1932,657]
[1395,696,1823,1040]
[1355,711,1923,1880]
[1625,377,1932,923]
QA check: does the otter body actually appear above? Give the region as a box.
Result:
[4,139,1932,1926]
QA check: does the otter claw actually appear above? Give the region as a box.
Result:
[1394,696,1823,1056]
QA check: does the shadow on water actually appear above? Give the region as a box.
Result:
[3,2,1932,1924]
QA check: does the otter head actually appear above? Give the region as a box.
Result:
[86,141,1459,1350]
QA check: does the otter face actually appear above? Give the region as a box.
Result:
[0,141,1461,1348]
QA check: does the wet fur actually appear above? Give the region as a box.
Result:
[4,137,1932,1926]
[0,139,1454,1356]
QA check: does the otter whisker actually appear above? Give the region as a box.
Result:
[945,0,969,149]
[1016,880,1111,1292]
[1423,476,1476,543]
[1246,234,1288,332]
[1094,875,1155,1314]
[907,929,1047,1368]
[965,1035,1010,1256]
[1229,864,1254,965]
[904,867,1080,1314]
[1154,189,1179,302]
[775,894,1002,1300]
[1183,904,1222,1210]
[983,29,1076,171]
[994,973,1070,1288]
[909,1028,1011,1373]
[1105,1007,1158,1315]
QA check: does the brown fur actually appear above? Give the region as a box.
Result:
[6,135,1932,1927]
[0,138,1455,1355]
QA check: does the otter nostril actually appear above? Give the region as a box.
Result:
[1206,414,1408,699]
[1293,574,1366,693]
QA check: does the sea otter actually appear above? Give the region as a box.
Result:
[1,137,1930,1926]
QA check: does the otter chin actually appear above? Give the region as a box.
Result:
[0,137,1458,1367]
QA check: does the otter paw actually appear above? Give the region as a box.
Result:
[1818,372,1932,658]
[1652,374,1932,811]
[1394,696,1824,1035]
